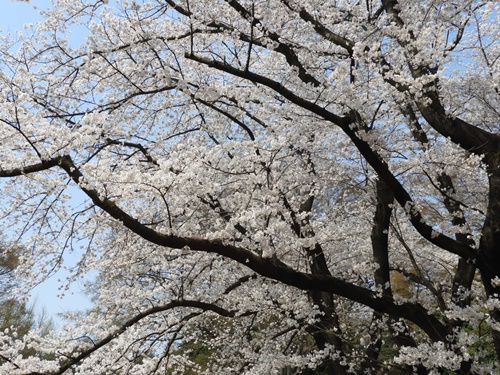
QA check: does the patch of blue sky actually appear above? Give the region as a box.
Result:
[0,1,45,33]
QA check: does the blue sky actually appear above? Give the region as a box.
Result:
[1,0,92,325]
[0,1,46,33]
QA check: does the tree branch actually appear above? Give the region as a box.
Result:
[27,299,235,375]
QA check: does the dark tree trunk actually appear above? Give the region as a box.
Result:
[369,178,429,375]
[479,166,500,360]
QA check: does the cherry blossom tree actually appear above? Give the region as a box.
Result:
[0,0,499,374]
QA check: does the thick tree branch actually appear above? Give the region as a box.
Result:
[380,0,500,159]
[0,157,64,177]
[280,0,354,54]
[223,0,321,86]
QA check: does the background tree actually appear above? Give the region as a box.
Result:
[0,243,54,365]
[0,247,34,338]
[0,0,499,374]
